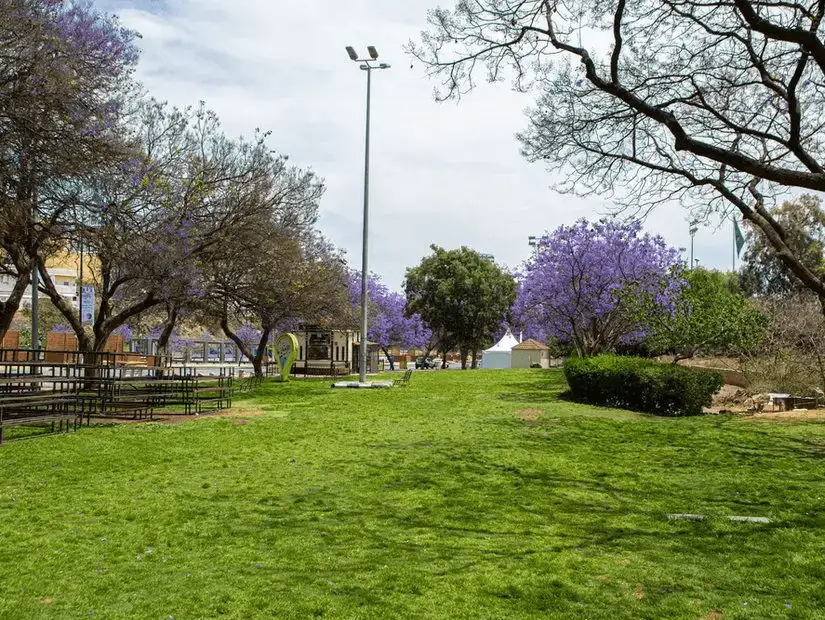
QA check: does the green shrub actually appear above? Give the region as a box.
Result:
[530,363,542,369]
[564,355,723,416]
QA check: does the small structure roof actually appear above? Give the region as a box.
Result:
[512,338,550,351]
[484,330,520,352]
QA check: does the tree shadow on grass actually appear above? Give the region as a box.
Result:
[249,466,808,600]
[497,373,570,404]
[229,428,825,614]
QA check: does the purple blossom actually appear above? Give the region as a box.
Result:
[112,324,133,340]
[512,219,684,356]
[236,322,262,349]
[348,272,432,350]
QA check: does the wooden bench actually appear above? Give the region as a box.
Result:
[393,369,413,387]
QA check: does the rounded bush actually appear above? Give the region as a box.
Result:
[563,355,723,416]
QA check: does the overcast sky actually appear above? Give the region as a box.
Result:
[98,0,739,291]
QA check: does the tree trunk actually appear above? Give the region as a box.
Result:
[156,307,179,359]
[460,346,468,370]
[0,268,32,341]
[37,260,158,358]
[220,316,259,376]
[471,349,478,369]
[37,260,93,352]
[252,327,272,378]
[382,346,395,370]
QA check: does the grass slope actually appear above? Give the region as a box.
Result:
[0,370,823,619]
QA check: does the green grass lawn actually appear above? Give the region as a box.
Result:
[1,370,824,619]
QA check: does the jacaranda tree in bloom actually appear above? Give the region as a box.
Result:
[0,0,139,337]
[513,219,684,357]
[348,272,431,370]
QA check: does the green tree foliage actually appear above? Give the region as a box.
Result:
[643,268,767,362]
[404,246,516,369]
[740,195,825,298]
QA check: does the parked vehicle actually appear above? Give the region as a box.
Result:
[415,356,437,369]
[431,358,443,369]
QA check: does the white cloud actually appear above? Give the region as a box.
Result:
[101,0,740,289]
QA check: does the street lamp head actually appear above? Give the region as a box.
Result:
[345,46,358,61]
[367,45,379,59]
[359,64,369,71]
[379,62,391,69]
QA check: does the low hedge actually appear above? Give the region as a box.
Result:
[564,355,723,416]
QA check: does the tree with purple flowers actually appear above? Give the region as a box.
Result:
[0,0,139,337]
[347,272,431,370]
[38,100,318,361]
[212,230,350,378]
[513,219,683,357]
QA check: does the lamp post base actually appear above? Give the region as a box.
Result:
[331,381,393,389]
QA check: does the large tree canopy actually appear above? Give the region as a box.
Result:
[0,0,139,336]
[513,219,682,357]
[405,246,516,369]
[411,0,825,307]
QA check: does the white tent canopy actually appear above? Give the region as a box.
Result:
[480,330,520,369]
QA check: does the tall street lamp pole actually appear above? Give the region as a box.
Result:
[689,221,699,269]
[31,191,40,351]
[346,45,390,383]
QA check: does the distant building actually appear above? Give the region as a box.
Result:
[511,339,552,369]
[0,252,84,310]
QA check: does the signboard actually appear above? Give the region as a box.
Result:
[81,285,95,325]
[307,330,331,360]
[275,333,299,382]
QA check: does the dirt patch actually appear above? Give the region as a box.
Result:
[633,584,645,600]
[518,408,543,426]
[701,611,724,620]
[232,419,249,425]
[708,384,751,414]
